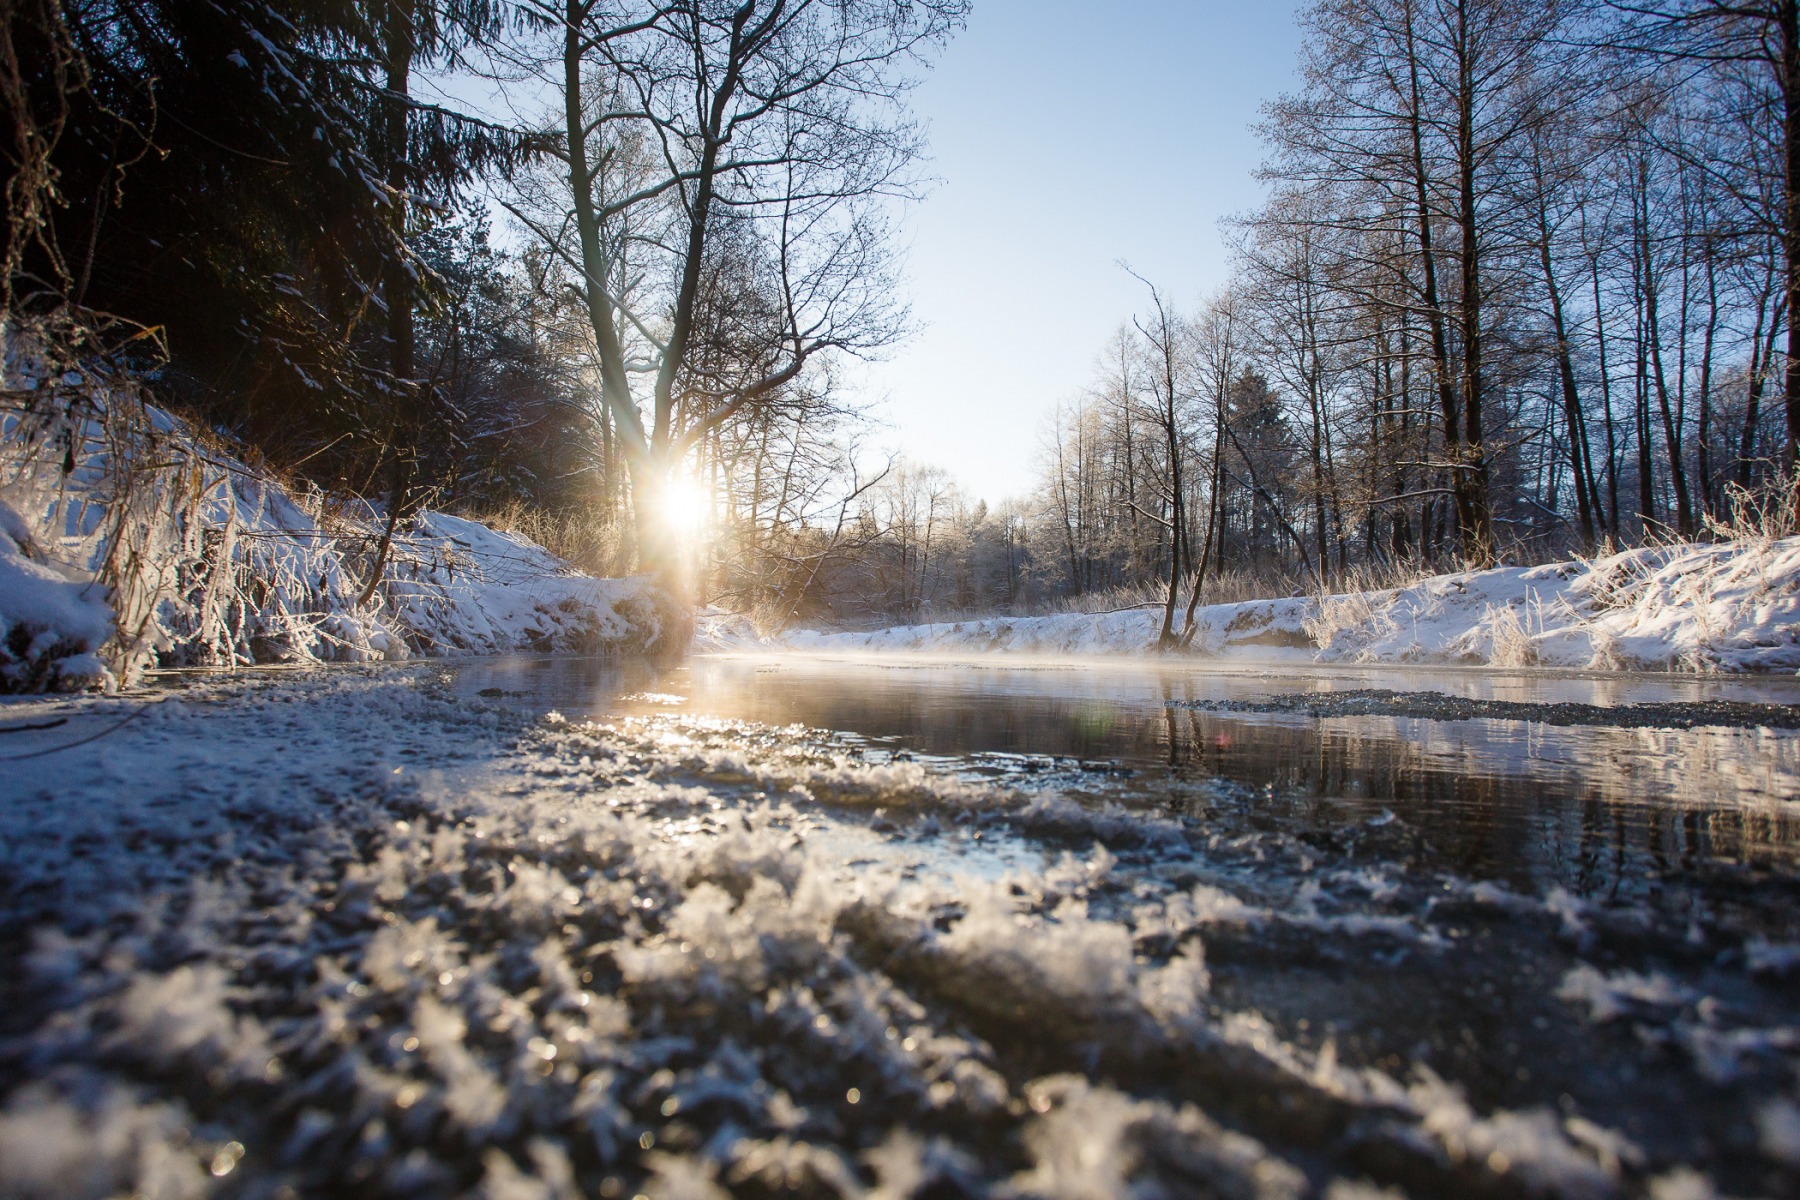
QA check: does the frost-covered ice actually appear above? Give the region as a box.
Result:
[1,668,1797,1199]
[720,540,1800,673]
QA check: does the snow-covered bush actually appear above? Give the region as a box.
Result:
[0,320,667,689]
[0,496,113,690]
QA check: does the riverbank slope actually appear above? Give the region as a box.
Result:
[1,345,668,691]
[729,539,1800,673]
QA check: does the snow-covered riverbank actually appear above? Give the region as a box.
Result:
[1,355,669,690]
[2,666,1798,1199]
[10,344,1800,691]
[724,538,1800,673]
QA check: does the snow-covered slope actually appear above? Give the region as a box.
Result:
[1303,541,1800,672]
[754,539,1800,673]
[1,345,668,690]
[0,499,115,691]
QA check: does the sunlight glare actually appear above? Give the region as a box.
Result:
[656,473,711,543]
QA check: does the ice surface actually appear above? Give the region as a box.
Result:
[0,668,1795,1198]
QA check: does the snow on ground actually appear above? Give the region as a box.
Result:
[0,500,114,691]
[723,539,1800,672]
[1,667,1796,1199]
[1,346,668,690]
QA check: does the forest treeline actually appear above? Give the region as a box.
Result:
[899,0,1800,643]
[4,0,964,611]
[7,0,1800,632]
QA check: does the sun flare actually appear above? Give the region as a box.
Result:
[655,474,711,542]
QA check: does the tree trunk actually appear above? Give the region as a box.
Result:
[1404,6,1468,559]
[1453,0,1494,563]
[1783,0,1800,470]
[1533,173,1598,546]
[1590,254,1622,534]
[1640,160,1695,535]
[1695,239,1720,519]
[358,0,417,609]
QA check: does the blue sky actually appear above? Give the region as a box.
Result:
[859,0,1304,503]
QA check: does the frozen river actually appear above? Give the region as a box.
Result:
[1,652,1797,1199]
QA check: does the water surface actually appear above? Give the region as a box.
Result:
[453,652,1800,889]
[447,651,1800,1194]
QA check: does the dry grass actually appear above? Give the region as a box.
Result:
[1480,602,1541,668]
[1302,591,1380,651]
[1703,468,1800,546]
[458,498,633,579]
[903,568,1288,628]
[1041,577,1176,616]
[1299,561,1448,651]
[1038,563,1315,617]
[901,559,1449,630]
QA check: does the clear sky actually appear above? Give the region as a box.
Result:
[858,0,1304,506]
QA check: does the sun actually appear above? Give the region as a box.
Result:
[655,473,711,542]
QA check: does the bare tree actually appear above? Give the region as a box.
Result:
[1178,290,1242,645]
[1613,0,1800,472]
[1123,275,1193,648]
[500,0,964,630]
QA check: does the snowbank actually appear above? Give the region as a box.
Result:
[754,540,1800,672]
[0,498,114,690]
[0,340,670,689]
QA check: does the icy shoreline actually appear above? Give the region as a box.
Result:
[2,666,1797,1198]
[712,539,1800,674]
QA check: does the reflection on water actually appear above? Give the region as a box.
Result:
[446,651,1800,1194]
[451,651,1800,894]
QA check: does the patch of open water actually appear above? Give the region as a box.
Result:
[445,651,1800,1195]
[454,652,1800,887]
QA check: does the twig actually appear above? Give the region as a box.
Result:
[0,717,69,733]
[2,703,154,760]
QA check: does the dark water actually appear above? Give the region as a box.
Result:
[452,652,1800,894]
[448,651,1800,1194]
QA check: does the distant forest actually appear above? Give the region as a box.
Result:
[1021,0,1800,639]
[7,1,1800,629]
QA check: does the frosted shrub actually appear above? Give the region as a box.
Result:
[1467,601,1539,667]
[2,323,664,687]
